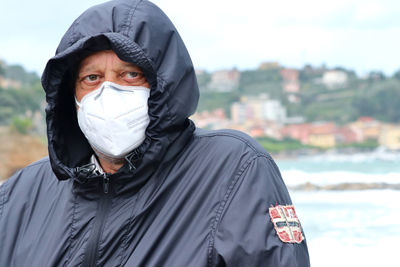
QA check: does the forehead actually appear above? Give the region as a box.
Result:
[78,50,140,72]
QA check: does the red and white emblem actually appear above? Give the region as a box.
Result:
[269,205,304,244]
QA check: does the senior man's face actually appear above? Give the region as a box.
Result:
[75,50,150,102]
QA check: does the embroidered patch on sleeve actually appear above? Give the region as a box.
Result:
[269,205,304,244]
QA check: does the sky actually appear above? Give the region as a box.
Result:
[1,0,399,76]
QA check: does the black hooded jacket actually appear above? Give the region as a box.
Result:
[0,0,310,266]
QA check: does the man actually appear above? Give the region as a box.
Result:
[0,0,310,266]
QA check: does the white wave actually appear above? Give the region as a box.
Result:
[290,190,400,267]
[301,149,400,163]
[282,170,400,186]
[290,190,400,206]
[309,235,399,267]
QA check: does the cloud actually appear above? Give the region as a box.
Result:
[156,0,400,74]
[0,0,399,75]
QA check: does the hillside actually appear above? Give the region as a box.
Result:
[197,66,400,124]
[0,61,48,181]
[0,60,45,129]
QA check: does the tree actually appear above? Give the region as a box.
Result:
[393,69,400,80]
[3,64,39,85]
[196,71,211,90]
[368,71,386,81]
[11,116,33,134]
[0,62,4,76]
[353,82,400,123]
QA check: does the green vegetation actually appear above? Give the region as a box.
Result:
[352,79,400,122]
[394,69,400,80]
[336,140,379,150]
[292,69,400,124]
[196,71,211,88]
[11,116,33,134]
[0,63,45,127]
[0,62,4,76]
[4,64,38,84]
[238,69,282,99]
[256,137,379,154]
[197,91,240,117]
[256,137,315,153]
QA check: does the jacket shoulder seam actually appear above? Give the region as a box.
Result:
[207,154,270,267]
[22,157,50,170]
[194,131,272,161]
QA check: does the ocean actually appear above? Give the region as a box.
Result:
[276,151,400,267]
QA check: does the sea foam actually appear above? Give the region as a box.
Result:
[281,170,400,187]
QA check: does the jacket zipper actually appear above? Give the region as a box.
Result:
[82,174,113,267]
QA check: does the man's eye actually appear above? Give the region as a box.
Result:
[126,72,140,78]
[85,74,98,81]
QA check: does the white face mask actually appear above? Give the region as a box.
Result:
[75,81,150,159]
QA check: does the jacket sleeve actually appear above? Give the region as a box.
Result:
[211,155,310,267]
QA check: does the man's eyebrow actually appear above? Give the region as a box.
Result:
[78,64,98,74]
[78,62,141,75]
[120,62,142,70]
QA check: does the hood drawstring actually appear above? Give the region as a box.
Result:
[73,147,141,183]
[74,163,96,184]
[125,148,142,171]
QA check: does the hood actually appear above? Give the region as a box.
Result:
[41,0,199,183]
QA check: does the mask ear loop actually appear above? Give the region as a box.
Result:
[75,96,82,109]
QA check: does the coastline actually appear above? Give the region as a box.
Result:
[276,148,400,191]
[289,182,400,191]
[272,146,398,160]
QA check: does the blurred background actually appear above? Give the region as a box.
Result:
[1,0,399,265]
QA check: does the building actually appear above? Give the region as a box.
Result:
[307,123,337,148]
[227,120,282,139]
[280,123,312,144]
[230,95,287,125]
[301,64,326,77]
[208,68,240,92]
[379,125,400,150]
[0,77,22,89]
[258,61,280,70]
[335,126,359,144]
[281,122,338,148]
[280,68,300,93]
[349,117,382,142]
[322,70,348,89]
[190,108,229,130]
[308,134,336,148]
[195,69,205,75]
